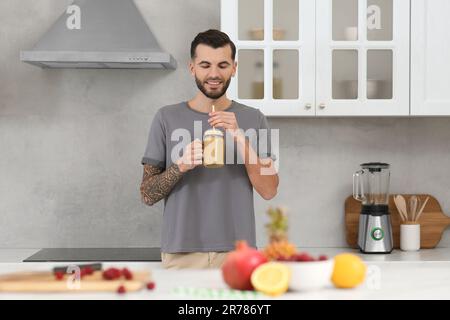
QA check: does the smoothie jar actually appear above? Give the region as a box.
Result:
[203,128,224,168]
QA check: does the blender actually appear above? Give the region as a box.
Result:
[353,162,393,253]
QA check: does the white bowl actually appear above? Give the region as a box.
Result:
[283,259,335,291]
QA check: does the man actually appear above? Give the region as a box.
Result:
[140,29,279,269]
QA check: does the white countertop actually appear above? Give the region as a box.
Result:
[0,261,449,300]
[0,248,450,300]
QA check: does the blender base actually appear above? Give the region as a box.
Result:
[359,247,393,254]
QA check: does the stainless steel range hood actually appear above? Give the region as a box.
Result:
[20,0,177,69]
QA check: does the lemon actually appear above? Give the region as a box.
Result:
[250,262,291,296]
[331,253,367,289]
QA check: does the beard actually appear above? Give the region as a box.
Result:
[195,76,232,100]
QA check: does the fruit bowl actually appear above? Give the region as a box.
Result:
[282,259,335,291]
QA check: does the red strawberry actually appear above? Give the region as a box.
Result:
[102,270,113,280]
[319,255,328,261]
[122,268,133,280]
[103,268,122,280]
[83,266,94,275]
[55,271,64,280]
[117,285,126,294]
[80,268,88,278]
[146,282,155,290]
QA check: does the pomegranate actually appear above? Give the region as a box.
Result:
[221,241,268,290]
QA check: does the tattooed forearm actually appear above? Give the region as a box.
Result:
[140,163,184,206]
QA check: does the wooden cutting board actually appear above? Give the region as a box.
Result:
[345,194,450,249]
[0,270,151,293]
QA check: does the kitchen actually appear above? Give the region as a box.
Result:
[1,0,450,304]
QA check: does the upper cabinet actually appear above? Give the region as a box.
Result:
[316,0,410,116]
[221,0,410,117]
[221,0,316,116]
[411,0,450,116]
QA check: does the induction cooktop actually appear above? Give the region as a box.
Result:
[23,248,162,262]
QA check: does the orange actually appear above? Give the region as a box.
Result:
[331,253,367,289]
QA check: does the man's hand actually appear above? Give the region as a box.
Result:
[176,139,203,173]
[208,111,241,139]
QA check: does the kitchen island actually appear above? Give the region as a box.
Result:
[0,248,450,299]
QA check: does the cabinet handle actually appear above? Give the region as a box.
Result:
[305,103,312,110]
[319,103,326,109]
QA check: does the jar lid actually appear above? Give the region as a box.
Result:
[361,162,390,169]
[204,128,224,137]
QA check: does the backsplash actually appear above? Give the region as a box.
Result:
[1,0,449,248]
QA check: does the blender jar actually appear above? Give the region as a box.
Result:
[353,162,390,205]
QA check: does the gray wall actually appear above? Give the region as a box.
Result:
[1,0,450,249]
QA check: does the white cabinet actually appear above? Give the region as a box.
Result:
[221,0,410,117]
[411,0,450,116]
[221,0,316,116]
[316,0,410,116]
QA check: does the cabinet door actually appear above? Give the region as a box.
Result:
[411,0,450,116]
[221,0,315,116]
[316,0,409,116]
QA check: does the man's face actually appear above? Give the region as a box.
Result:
[190,44,237,100]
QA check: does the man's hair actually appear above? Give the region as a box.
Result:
[190,29,236,60]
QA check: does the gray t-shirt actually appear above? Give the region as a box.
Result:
[141,101,276,253]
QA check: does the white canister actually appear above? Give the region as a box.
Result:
[400,223,421,251]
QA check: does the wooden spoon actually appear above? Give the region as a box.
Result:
[415,196,430,222]
[413,196,421,221]
[394,196,405,221]
[394,195,408,222]
[410,195,418,222]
